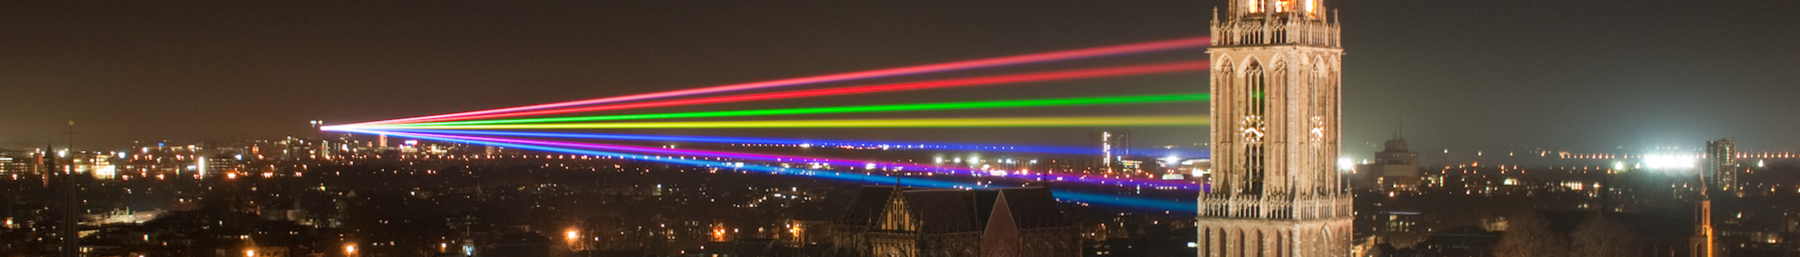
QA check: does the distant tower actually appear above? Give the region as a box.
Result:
[1705,139,1737,194]
[1364,134,1421,191]
[1198,0,1351,256]
[1374,136,1417,165]
[1098,131,1131,172]
[61,121,81,257]
[1692,139,1735,257]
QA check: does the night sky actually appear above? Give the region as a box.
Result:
[2,1,1796,159]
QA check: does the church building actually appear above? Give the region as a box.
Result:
[830,186,1080,257]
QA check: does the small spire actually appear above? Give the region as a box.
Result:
[1212,6,1219,23]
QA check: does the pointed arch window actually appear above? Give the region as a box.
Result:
[1242,61,1267,195]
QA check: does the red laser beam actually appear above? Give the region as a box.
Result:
[351,129,1200,189]
[347,37,1209,126]
[378,61,1210,125]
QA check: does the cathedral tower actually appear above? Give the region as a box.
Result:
[1199,0,1352,256]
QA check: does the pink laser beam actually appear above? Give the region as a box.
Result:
[359,61,1209,125]
[346,37,1209,126]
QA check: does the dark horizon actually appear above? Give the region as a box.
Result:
[2,0,1797,157]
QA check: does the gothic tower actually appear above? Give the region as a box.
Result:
[1198,0,1352,256]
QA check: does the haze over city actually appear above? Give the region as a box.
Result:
[4,1,1796,155]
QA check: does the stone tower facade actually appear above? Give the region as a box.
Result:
[1199,0,1352,256]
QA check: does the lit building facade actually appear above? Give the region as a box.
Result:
[1099,131,1130,172]
[1705,139,1737,194]
[206,154,240,177]
[0,154,26,174]
[1199,0,1352,256]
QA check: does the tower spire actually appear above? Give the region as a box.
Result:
[60,121,79,257]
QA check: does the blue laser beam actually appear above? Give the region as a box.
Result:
[357,128,1206,158]
[363,129,1202,190]
[338,129,1195,212]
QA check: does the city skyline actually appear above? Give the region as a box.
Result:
[3,0,1797,154]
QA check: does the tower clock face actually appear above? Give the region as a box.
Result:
[1311,116,1326,140]
[1241,116,1265,142]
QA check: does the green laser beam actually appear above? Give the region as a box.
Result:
[362,115,1209,130]
[373,93,1208,127]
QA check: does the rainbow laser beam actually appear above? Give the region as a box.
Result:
[339,115,1207,130]
[348,129,1201,189]
[351,130,1202,188]
[360,61,1210,125]
[321,129,1183,156]
[347,37,1209,126]
[335,128,1197,211]
[376,94,1208,127]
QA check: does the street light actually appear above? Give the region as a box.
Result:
[344,244,356,255]
[564,228,587,251]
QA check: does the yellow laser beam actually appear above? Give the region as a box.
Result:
[360,115,1208,130]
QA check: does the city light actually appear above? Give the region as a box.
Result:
[789,223,803,238]
[1642,153,1697,170]
[712,224,728,242]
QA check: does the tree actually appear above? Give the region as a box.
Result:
[1571,213,1641,257]
[1494,212,1567,257]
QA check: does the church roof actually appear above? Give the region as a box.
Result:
[900,189,982,233]
[980,187,1071,229]
[836,186,1071,234]
[837,186,896,226]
